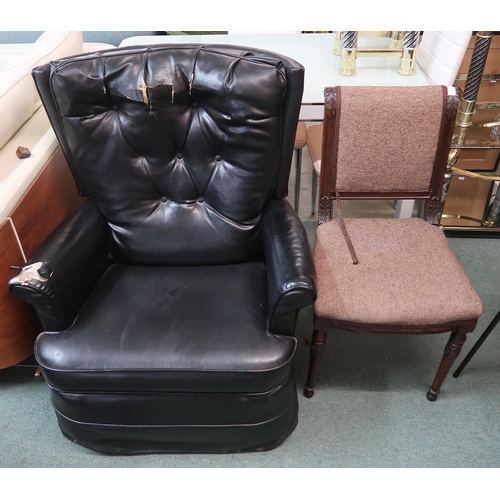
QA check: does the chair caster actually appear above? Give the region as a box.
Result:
[426,387,439,402]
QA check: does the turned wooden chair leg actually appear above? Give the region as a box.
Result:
[304,329,327,398]
[34,367,42,377]
[427,330,466,402]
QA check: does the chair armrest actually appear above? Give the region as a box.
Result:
[262,198,317,336]
[9,199,109,331]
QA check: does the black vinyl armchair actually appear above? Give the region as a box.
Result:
[9,44,316,454]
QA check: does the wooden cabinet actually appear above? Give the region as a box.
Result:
[0,147,83,368]
[0,220,42,368]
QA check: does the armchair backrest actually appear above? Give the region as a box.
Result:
[32,44,304,265]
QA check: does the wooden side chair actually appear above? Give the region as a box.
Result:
[305,85,484,401]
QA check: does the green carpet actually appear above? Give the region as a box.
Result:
[1,223,499,468]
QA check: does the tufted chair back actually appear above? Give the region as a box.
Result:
[32,44,304,265]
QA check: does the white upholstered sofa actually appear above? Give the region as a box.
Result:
[0,31,115,368]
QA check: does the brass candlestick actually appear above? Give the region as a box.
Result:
[339,31,358,76]
[333,31,343,55]
[338,31,419,76]
[389,31,404,49]
[456,31,494,127]
[398,31,419,75]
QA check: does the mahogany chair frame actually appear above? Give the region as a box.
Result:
[304,85,479,402]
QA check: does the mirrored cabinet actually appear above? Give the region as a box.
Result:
[440,32,500,233]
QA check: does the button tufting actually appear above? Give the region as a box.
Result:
[112,104,119,111]
[161,196,168,202]
[176,153,183,159]
[215,155,221,161]
[192,102,198,108]
[197,197,204,203]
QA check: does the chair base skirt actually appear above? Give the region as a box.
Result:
[54,401,298,455]
[48,376,299,454]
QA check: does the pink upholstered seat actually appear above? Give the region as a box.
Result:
[314,218,482,326]
[305,85,483,402]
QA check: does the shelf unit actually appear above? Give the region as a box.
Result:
[440,32,500,235]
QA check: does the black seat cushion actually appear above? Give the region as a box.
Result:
[35,262,297,394]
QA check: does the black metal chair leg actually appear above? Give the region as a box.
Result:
[311,169,317,214]
[453,308,500,378]
[294,149,302,212]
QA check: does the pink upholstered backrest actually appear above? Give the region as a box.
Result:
[317,85,459,225]
[334,85,448,194]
